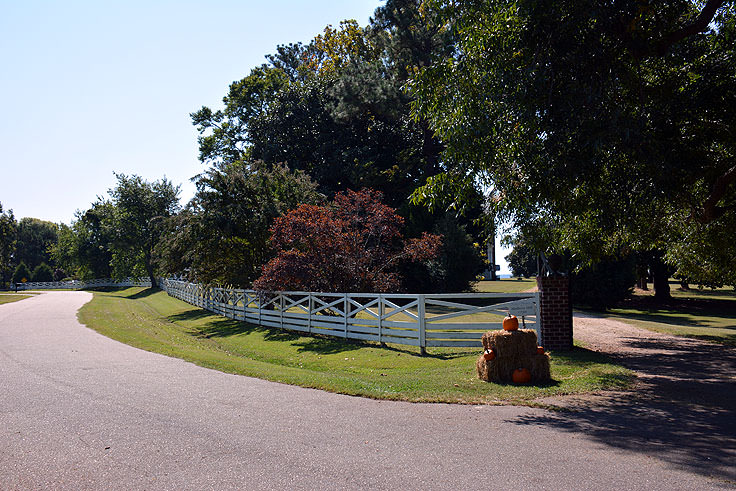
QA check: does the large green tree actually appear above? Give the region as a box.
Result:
[155,162,322,287]
[0,202,16,287]
[191,4,448,212]
[51,201,116,280]
[409,0,736,296]
[15,217,58,271]
[109,174,180,287]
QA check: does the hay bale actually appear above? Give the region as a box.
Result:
[477,329,551,383]
[476,354,502,382]
[529,352,551,382]
[476,355,490,381]
[481,329,538,357]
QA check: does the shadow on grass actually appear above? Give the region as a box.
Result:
[164,306,480,357]
[125,287,160,299]
[167,308,214,322]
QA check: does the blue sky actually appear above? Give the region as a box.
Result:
[0,0,511,274]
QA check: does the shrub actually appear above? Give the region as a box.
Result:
[12,262,31,284]
[32,262,54,282]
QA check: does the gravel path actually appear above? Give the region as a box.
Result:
[0,292,733,489]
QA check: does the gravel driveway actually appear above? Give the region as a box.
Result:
[0,292,732,489]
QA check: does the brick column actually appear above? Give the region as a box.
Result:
[536,275,573,351]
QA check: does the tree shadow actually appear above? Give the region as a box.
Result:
[292,336,365,355]
[124,287,159,299]
[513,334,736,482]
[167,308,214,322]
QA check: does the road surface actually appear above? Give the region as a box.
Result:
[1,292,732,489]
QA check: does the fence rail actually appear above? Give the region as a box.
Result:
[14,278,152,290]
[14,277,541,350]
[160,279,541,351]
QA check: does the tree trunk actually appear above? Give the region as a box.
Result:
[638,276,648,290]
[145,254,158,288]
[651,257,671,301]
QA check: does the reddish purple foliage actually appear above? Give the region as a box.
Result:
[254,188,441,292]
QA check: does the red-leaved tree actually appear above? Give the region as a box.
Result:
[253,188,441,292]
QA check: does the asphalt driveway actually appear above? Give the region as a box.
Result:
[0,292,731,489]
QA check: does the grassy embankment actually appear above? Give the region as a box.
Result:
[78,279,631,405]
[0,293,34,305]
[603,281,736,346]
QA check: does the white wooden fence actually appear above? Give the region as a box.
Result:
[14,278,152,290]
[160,279,540,352]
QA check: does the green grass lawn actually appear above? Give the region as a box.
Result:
[78,287,632,405]
[474,278,537,293]
[602,281,736,346]
[0,294,34,305]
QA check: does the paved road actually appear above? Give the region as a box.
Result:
[0,292,731,489]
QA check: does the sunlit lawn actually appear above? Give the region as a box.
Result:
[600,281,736,346]
[77,287,632,405]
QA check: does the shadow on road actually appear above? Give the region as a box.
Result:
[513,332,736,483]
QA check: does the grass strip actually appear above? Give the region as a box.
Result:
[78,287,633,405]
[0,294,34,305]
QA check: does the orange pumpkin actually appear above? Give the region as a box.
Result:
[502,314,519,331]
[536,346,544,355]
[512,368,531,384]
[483,349,496,361]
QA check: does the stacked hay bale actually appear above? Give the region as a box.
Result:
[476,329,551,383]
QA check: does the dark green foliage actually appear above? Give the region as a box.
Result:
[570,257,637,311]
[505,240,538,278]
[410,1,736,293]
[50,203,116,280]
[402,214,484,292]
[191,4,448,211]
[155,162,322,287]
[0,202,16,287]
[109,173,180,286]
[15,218,58,271]
[31,262,53,282]
[12,262,31,284]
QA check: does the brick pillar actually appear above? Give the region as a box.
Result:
[536,275,573,351]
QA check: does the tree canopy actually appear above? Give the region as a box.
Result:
[0,203,16,287]
[155,162,323,287]
[15,218,58,272]
[108,174,180,286]
[409,0,736,289]
[190,2,448,213]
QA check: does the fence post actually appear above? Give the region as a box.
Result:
[534,291,542,345]
[308,293,313,334]
[418,294,426,356]
[279,294,283,330]
[343,294,348,338]
[379,294,385,347]
[258,292,263,326]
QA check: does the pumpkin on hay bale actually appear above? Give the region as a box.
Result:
[477,328,551,383]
